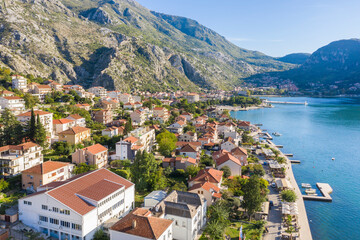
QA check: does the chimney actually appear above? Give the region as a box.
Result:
[132,219,137,229]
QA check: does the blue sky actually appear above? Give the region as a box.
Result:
[136,0,360,57]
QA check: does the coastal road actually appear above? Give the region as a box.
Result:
[263,162,282,240]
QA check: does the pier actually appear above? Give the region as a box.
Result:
[290,160,301,163]
[259,132,273,140]
[264,100,308,105]
[276,145,283,148]
[303,183,333,202]
[285,153,294,157]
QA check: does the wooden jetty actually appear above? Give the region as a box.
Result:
[264,100,308,105]
[290,160,301,163]
[303,183,333,202]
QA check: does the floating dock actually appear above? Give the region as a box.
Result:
[303,183,333,202]
[264,100,308,105]
[290,160,301,163]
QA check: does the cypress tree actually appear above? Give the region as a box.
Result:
[28,108,36,141]
[34,114,47,147]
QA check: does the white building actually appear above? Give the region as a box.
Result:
[144,190,167,208]
[66,114,86,128]
[17,110,53,137]
[12,75,27,91]
[0,96,25,115]
[153,191,207,240]
[0,142,43,177]
[19,168,135,240]
[88,87,107,98]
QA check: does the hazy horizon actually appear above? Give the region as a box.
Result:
[137,0,360,57]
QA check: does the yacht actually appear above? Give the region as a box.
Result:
[301,183,311,188]
[272,132,282,136]
[305,188,316,194]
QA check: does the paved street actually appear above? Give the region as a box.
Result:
[263,162,282,240]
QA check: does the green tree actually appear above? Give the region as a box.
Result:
[204,220,224,240]
[0,108,23,145]
[92,229,109,240]
[73,163,97,175]
[200,154,214,167]
[185,165,200,178]
[281,190,297,202]
[52,142,75,156]
[156,130,177,157]
[124,118,133,134]
[242,176,265,220]
[34,114,47,147]
[23,93,39,109]
[220,166,231,178]
[130,151,159,192]
[0,179,9,192]
[28,108,36,141]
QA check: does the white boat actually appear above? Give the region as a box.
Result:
[272,132,282,136]
[305,188,316,194]
[301,183,311,188]
[332,157,335,161]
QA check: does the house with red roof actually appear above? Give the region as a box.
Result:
[221,137,238,152]
[215,152,242,176]
[0,96,25,114]
[167,120,186,134]
[188,181,222,206]
[58,126,91,145]
[110,208,173,240]
[178,144,199,160]
[188,168,223,188]
[66,114,86,127]
[0,142,43,176]
[22,161,74,191]
[53,118,76,135]
[72,144,108,169]
[163,156,197,170]
[19,168,135,240]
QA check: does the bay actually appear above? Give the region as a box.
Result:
[231,97,360,240]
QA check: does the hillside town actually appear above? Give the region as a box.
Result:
[0,73,302,240]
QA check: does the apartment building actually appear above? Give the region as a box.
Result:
[72,144,108,169]
[0,142,43,177]
[12,75,27,91]
[152,191,207,240]
[19,169,135,240]
[92,110,113,125]
[22,161,74,191]
[87,87,107,98]
[0,96,25,115]
[17,110,53,137]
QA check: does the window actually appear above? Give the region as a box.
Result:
[60,209,70,215]
[61,221,70,228]
[52,207,59,213]
[24,201,32,205]
[50,218,59,225]
[72,223,82,230]
[39,216,48,222]
[42,205,48,210]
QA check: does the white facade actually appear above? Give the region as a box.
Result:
[217,160,242,176]
[19,169,135,240]
[12,75,27,90]
[0,96,25,114]
[17,111,53,137]
[88,87,107,98]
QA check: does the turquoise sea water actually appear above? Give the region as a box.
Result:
[231,97,360,240]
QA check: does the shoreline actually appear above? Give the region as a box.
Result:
[266,139,313,240]
[216,104,271,111]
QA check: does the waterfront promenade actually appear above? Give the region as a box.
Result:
[267,140,313,240]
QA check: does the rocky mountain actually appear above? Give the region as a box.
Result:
[248,39,360,94]
[0,0,292,91]
[276,53,310,65]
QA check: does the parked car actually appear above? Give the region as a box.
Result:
[271,182,276,188]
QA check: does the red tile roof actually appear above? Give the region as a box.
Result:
[189,181,220,192]
[110,208,173,239]
[2,96,22,100]
[46,169,134,215]
[179,144,198,153]
[189,168,223,184]
[123,136,139,144]
[83,144,108,155]
[77,179,123,201]
[53,119,74,125]
[17,110,51,117]
[59,126,90,135]
[216,153,241,166]
[22,161,70,175]
[67,114,83,120]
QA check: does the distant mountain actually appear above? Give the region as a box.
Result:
[248,39,360,94]
[276,53,311,65]
[0,0,292,91]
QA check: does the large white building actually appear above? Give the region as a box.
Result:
[19,168,135,240]
[0,96,25,115]
[152,191,207,240]
[0,142,43,177]
[87,87,107,98]
[12,75,28,91]
[115,127,155,160]
[17,110,53,137]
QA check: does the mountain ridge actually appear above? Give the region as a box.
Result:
[0,0,292,91]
